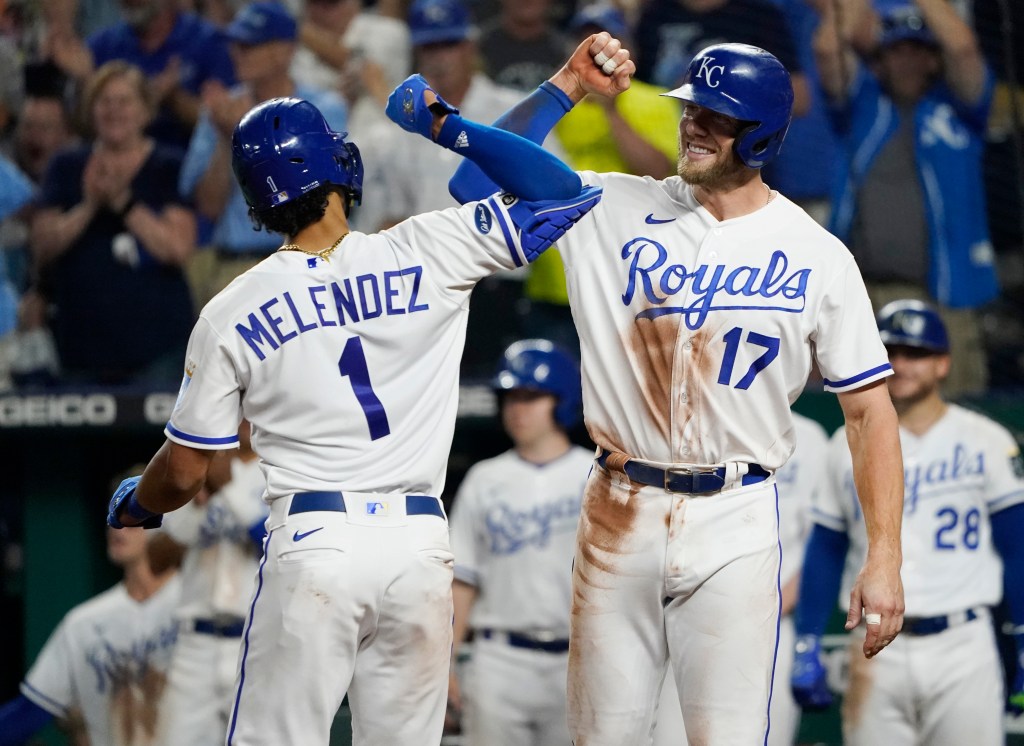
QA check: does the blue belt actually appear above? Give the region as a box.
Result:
[289,491,445,518]
[596,449,770,495]
[193,617,246,638]
[903,608,981,636]
[480,628,570,654]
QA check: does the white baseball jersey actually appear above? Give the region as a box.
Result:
[556,173,892,469]
[353,74,565,233]
[161,457,267,620]
[449,445,592,633]
[814,404,1024,617]
[164,198,534,499]
[21,577,181,746]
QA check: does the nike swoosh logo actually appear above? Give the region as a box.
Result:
[644,213,676,225]
[293,527,324,542]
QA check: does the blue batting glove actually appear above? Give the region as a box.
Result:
[107,476,163,529]
[791,634,833,710]
[386,74,459,140]
[505,185,602,262]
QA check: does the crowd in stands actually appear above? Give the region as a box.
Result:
[0,0,1020,394]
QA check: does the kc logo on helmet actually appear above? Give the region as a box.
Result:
[696,57,726,88]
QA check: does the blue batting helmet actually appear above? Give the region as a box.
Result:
[231,97,363,213]
[492,339,582,429]
[408,0,475,46]
[879,5,938,49]
[876,299,949,353]
[664,43,794,169]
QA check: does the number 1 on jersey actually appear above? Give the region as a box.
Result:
[718,327,781,390]
[338,337,391,440]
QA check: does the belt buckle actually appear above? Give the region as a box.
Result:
[663,465,721,495]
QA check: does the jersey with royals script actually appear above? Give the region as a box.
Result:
[165,197,533,500]
[554,172,891,469]
[449,446,593,635]
[813,404,1024,617]
[21,577,181,746]
[775,412,829,588]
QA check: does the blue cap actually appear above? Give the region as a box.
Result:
[408,0,474,46]
[879,5,937,48]
[569,3,628,38]
[226,2,297,45]
[876,299,949,353]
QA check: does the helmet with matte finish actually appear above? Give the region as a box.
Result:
[231,97,363,212]
[664,43,794,169]
[876,299,949,353]
[492,339,582,429]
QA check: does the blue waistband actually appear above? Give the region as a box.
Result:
[193,617,246,638]
[903,608,981,636]
[596,449,770,495]
[289,491,445,518]
[479,628,570,654]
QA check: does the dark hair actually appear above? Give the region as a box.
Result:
[248,184,355,237]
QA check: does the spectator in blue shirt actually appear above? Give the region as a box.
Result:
[814,0,995,396]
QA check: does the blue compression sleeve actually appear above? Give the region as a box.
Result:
[438,110,579,202]
[0,694,54,746]
[449,82,575,205]
[992,502,1024,632]
[794,523,850,637]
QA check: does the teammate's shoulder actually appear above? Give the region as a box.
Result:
[62,583,130,627]
[792,412,830,445]
[947,403,1019,441]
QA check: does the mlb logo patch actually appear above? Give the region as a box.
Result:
[270,191,290,206]
[366,501,389,515]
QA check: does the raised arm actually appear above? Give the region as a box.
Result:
[836,379,905,658]
[913,0,987,105]
[449,32,635,204]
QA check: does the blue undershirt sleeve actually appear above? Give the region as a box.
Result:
[794,524,850,637]
[992,503,1024,634]
[0,694,54,746]
[449,82,575,205]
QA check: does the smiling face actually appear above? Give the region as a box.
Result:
[885,344,949,407]
[676,103,747,187]
[89,70,151,147]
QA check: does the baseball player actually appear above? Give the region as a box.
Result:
[652,410,829,746]
[448,339,591,746]
[449,37,906,744]
[104,63,614,745]
[154,421,268,746]
[791,300,1024,746]
[0,519,181,746]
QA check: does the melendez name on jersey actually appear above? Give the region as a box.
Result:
[553,171,892,469]
[163,197,533,500]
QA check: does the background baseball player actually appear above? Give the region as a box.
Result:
[651,410,829,746]
[792,299,1024,746]
[449,37,905,744]
[0,468,182,746]
[104,58,617,744]
[448,339,591,746]
[154,420,268,746]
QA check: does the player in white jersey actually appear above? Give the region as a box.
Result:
[104,64,613,745]
[651,410,829,746]
[448,339,591,746]
[791,300,1024,746]
[448,38,905,745]
[155,421,268,746]
[0,522,181,746]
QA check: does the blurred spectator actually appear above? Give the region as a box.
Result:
[523,3,678,356]
[291,0,411,141]
[45,0,236,149]
[178,0,348,310]
[354,0,532,231]
[154,421,267,746]
[30,61,197,386]
[0,484,182,746]
[633,0,811,121]
[477,0,570,91]
[814,0,996,396]
[0,153,34,390]
[447,340,589,745]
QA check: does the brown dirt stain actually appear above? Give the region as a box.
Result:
[626,314,683,442]
[842,638,874,733]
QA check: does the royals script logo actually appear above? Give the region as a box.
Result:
[620,238,812,329]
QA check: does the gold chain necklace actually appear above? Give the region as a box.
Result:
[277,233,349,263]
